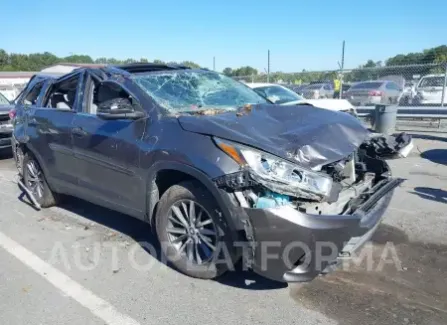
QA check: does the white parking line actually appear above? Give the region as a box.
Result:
[0,231,141,325]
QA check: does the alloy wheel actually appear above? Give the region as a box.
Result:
[166,199,218,265]
[25,160,44,199]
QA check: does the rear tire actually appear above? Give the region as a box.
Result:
[22,153,57,208]
[155,180,237,279]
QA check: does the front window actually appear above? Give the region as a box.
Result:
[133,70,267,113]
[253,85,304,104]
[0,92,10,105]
[418,76,446,88]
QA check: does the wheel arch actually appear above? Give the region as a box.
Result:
[18,141,51,182]
[146,161,241,236]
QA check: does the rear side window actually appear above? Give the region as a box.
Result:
[385,82,400,90]
[43,74,81,110]
[21,81,44,106]
[351,82,383,90]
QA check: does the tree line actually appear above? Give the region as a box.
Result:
[1,45,446,84]
[0,49,201,71]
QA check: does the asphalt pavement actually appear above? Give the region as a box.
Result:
[0,133,446,325]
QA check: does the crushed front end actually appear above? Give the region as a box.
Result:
[214,139,403,283]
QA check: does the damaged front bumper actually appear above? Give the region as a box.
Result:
[363,132,413,159]
[240,177,402,283]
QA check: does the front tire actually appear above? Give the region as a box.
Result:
[22,153,57,208]
[155,180,237,279]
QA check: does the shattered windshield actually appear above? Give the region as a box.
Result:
[133,70,267,113]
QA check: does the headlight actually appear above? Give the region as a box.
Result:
[214,137,333,200]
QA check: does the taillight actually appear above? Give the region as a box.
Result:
[9,109,16,120]
[368,90,382,96]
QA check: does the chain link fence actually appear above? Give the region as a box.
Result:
[2,62,447,131]
[233,62,447,107]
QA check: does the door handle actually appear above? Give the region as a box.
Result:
[72,127,88,137]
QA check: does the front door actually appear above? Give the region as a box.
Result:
[71,76,147,216]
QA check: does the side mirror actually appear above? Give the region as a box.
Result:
[97,99,145,120]
[97,108,145,120]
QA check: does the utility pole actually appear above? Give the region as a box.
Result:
[213,56,216,71]
[267,50,270,83]
[338,41,345,99]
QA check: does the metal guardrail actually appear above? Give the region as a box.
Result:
[355,105,447,132]
[356,106,447,119]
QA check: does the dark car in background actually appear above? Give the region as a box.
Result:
[13,64,402,283]
[344,80,402,106]
[0,92,14,152]
[286,84,309,96]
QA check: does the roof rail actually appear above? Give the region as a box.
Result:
[111,63,191,74]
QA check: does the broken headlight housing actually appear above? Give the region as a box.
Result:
[214,137,333,199]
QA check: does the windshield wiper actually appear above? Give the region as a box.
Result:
[178,108,229,116]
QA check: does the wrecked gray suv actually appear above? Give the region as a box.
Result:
[12,64,402,283]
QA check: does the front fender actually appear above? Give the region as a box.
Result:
[145,161,244,237]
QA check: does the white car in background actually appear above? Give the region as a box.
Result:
[414,74,447,105]
[245,82,413,158]
[246,83,356,114]
[300,82,334,99]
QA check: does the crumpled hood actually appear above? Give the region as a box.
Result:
[177,104,369,169]
[286,99,355,112]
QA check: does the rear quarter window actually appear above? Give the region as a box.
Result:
[20,81,45,106]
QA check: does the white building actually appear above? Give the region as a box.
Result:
[40,63,105,74]
[0,72,36,100]
[0,63,105,101]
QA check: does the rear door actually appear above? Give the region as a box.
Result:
[27,72,83,190]
[13,78,46,145]
[71,73,147,216]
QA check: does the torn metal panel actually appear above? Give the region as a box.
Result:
[299,173,375,215]
[178,103,369,169]
[214,169,329,202]
[361,132,413,158]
